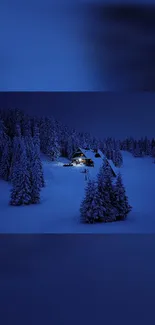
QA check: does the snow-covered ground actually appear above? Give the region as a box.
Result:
[0,151,155,233]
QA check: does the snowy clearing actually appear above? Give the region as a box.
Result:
[0,151,155,233]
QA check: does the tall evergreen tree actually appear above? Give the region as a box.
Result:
[22,116,32,137]
[0,119,7,161]
[15,123,22,137]
[24,134,42,198]
[10,138,32,206]
[33,125,45,188]
[67,137,74,160]
[94,164,110,222]
[101,172,117,222]
[113,149,123,167]
[30,142,41,204]
[133,141,141,157]
[45,117,61,160]
[92,160,118,222]
[80,179,98,223]
[0,136,12,181]
[114,173,132,220]
[9,135,24,183]
[152,146,155,158]
[102,158,113,180]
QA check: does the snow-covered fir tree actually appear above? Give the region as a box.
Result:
[9,134,24,183]
[151,138,155,150]
[10,138,32,206]
[30,140,42,204]
[128,137,135,153]
[67,136,74,160]
[114,172,132,220]
[80,159,123,224]
[41,117,61,160]
[102,158,114,180]
[15,123,22,137]
[133,141,141,157]
[146,139,152,156]
[0,136,12,181]
[120,139,128,151]
[49,128,61,161]
[98,159,118,222]
[94,163,113,222]
[113,149,123,167]
[101,170,118,222]
[24,134,42,201]
[39,116,48,153]
[0,119,8,160]
[106,148,113,160]
[80,178,98,223]
[152,146,155,159]
[22,115,32,137]
[33,125,45,188]
[56,122,68,157]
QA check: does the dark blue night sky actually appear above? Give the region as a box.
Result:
[1,92,155,139]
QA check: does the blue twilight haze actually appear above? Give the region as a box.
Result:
[1,0,155,91]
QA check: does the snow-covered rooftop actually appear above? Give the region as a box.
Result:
[76,148,106,161]
[78,148,95,160]
[107,159,118,176]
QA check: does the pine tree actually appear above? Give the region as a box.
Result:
[146,139,152,156]
[101,174,117,222]
[0,136,12,181]
[151,138,155,150]
[152,146,155,158]
[102,158,113,180]
[94,164,110,222]
[24,134,42,203]
[33,125,45,188]
[99,162,118,222]
[0,119,7,162]
[128,137,135,153]
[114,173,132,220]
[67,137,74,160]
[30,143,41,204]
[45,117,61,161]
[22,116,32,137]
[133,141,141,157]
[39,116,48,153]
[113,149,123,167]
[80,179,98,223]
[92,160,118,223]
[15,123,22,137]
[9,135,24,183]
[10,138,32,206]
[51,129,61,161]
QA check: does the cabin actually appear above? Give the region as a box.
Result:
[71,148,94,167]
[71,148,117,176]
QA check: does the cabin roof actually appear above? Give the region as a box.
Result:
[78,148,96,160]
[72,148,118,176]
[73,147,106,161]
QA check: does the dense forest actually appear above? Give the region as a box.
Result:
[0,108,154,216]
[0,107,123,185]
